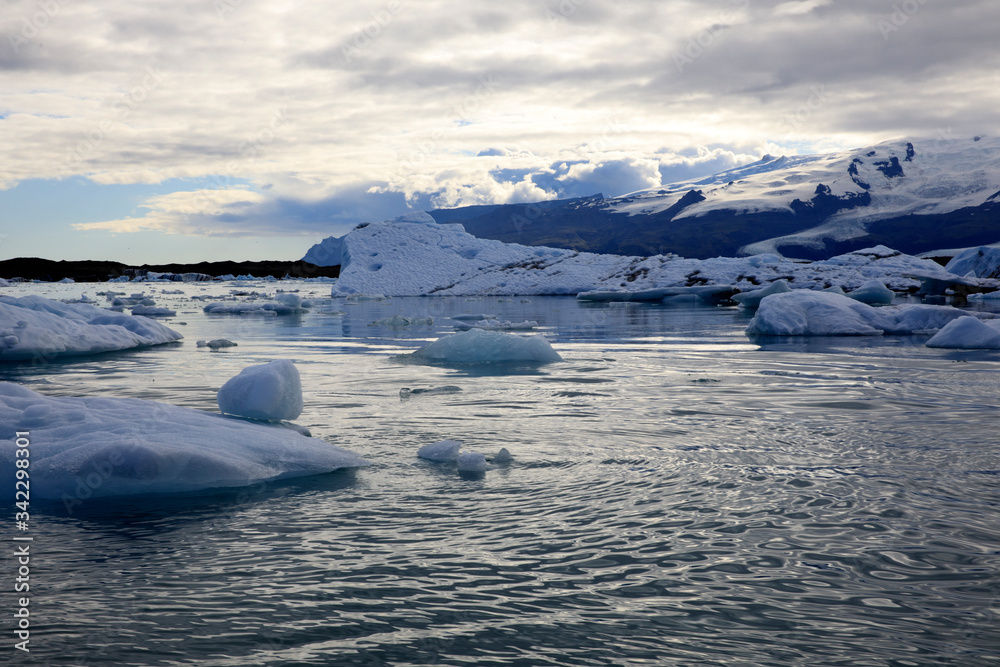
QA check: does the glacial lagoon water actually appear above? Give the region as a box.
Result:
[2,281,1000,666]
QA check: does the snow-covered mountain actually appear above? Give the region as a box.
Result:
[301,136,1000,264]
[441,135,1000,260]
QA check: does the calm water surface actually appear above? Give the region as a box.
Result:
[2,282,999,666]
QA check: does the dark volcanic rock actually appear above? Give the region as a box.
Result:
[0,258,339,282]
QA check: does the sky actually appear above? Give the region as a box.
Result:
[1,0,998,264]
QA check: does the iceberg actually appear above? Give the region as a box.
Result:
[732,280,791,308]
[407,329,563,364]
[746,290,972,336]
[926,316,1000,349]
[417,439,462,462]
[0,295,182,361]
[944,246,1000,279]
[846,280,894,306]
[0,382,368,500]
[457,451,488,473]
[217,360,304,422]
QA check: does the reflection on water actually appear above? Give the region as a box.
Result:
[2,282,1000,665]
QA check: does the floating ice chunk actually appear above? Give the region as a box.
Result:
[203,301,303,315]
[0,278,9,287]
[926,316,1000,349]
[408,329,563,364]
[732,280,792,308]
[197,339,238,349]
[131,305,177,317]
[0,295,182,361]
[747,291,971,336]
[417,439,462,462]
[823,285,846,295]
[273,293,302,308]
[217,360,303,421]
[370,315,434,327]
[0,382,368,500]
[847,280,894,306]
[399,386,462,398]
[58,277,75,283]
[451,313,496,321]
[457,451,488,472]
[492,447,513,463]
[944,246,1000,279]
[454,319,538,331]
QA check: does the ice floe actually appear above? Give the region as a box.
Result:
[417,439,462,462]
[406,329,563,364]
[0,382,368,500]
[732,280,791,308]
[746,291,974,336]
[457,451,488,473]
[925,316,1000,349]
[0,295,182,361]
[217,360,304,422]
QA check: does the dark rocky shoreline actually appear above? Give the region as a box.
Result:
[0,258,340,283]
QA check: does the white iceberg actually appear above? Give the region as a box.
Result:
[944,246,1000,279]
[846,280,894,306]
[732,280,791,308]
[926,316,1000,349]
[217,360,304,422]
[0,295,182,361]
[746,290,972,336]
[457,451,488,472]
[0,382,369,500]
[417,439,462,462]
[327,219,984,297]
[203,301,307,315]
[407,329,563,364]
[370,315,434,327]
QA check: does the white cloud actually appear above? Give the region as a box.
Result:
[2,0,998,238]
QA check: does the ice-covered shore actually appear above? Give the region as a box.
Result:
[330,217,988,298]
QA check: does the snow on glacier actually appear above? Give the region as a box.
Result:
[746,291,975,336]
[406,329,563,365]
[217,360,304,422]
[0,294,182,361]
[330,217,981,297]
[0,382,369,500]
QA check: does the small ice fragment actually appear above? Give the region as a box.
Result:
[197,339,238,349]
[400,386,462,398]
[418,439,462,462]
[457,451,488,472]
[847,280,894,306]
[492,447,513,464]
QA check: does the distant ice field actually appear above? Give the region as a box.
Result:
[2,280,999,666]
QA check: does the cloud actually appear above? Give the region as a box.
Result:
[3,0,999,244]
